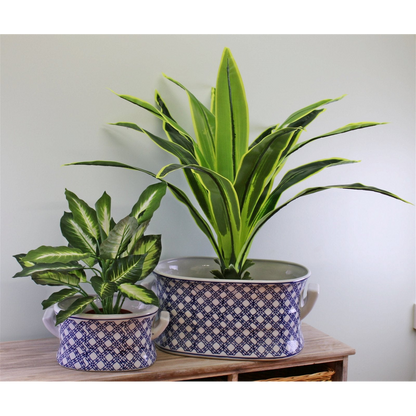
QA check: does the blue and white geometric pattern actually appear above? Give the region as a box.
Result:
[154,275,307,359]
[57,315,156,371]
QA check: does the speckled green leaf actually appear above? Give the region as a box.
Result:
[55,296,96,325]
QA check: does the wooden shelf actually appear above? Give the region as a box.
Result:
[0,323,355,381]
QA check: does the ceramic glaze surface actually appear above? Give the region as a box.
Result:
[57,313,157,371]
[155,257,310,282]
[43,297,170,371]
[153,257,314,360]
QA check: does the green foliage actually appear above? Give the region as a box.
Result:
[67,47,410,279]
[13,183,167,322]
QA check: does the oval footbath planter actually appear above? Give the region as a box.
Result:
[152,257,319,360]
[43,296,169,371]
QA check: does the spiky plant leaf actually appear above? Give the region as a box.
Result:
[66,48,411,279]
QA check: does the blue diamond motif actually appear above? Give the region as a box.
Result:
[154,274,306,359]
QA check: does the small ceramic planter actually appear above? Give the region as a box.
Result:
[43,296,169,371]
[152,257,319,360]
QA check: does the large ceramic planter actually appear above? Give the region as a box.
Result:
[43,296,169,371]
[152,257,319,360]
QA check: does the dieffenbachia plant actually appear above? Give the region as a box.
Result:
[13,183,167,324]
[67,47,410,280]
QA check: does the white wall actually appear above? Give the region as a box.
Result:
[1,35,414,381]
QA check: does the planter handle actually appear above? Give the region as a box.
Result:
[151,310,170,340]
[299,283,320,320]
[42,306,60,338]
[42,302,169,341]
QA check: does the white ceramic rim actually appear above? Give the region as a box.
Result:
[154,256,311,284]
[55,296,159,321]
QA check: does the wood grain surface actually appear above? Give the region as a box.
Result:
[0,324,355,381]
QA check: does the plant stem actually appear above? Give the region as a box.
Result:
[114,292,123,314]
[76,286,101,313]
[102,297,112,314]
[119,296,126,311]
[90,303,101,314]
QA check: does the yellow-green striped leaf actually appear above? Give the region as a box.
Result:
[118,283,159,307]
[95,191,112,240]
[111,122,198,165]
[237,182,412,271]
[215,48,249,182]
[129,234,161,277]
[99,216,138,260]
[55,296,96,325]
[65,189,100,241]
[158,163,241,265]
[280,95,345,127]
[60,212,97,267]
[114,92,195,145]
[234,128,298,234]
[107,255,147,284]
[41,288,80,310]
[31,270,81,287]
[164,75,216,170]
[22,245,90,264]
[257,158,360,221]
[13,262,83,278]
[290,122,388,154]
[130,182,167,225]
[90,276,117,299]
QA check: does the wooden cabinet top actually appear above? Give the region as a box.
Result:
[0,323,355,381]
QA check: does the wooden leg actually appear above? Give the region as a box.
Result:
[227,373,239,381]
[330,357,349,381]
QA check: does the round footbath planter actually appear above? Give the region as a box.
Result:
[43,296,169,371]
[152,257,319,360]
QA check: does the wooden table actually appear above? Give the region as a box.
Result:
[0,324,355,381]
